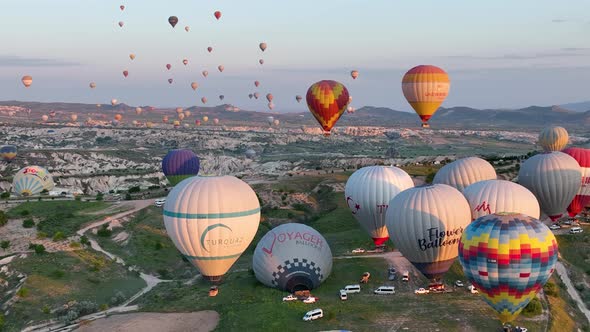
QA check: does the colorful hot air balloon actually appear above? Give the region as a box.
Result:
[168,78,173,84]
[163,176,259,283]
[345,166,414,247]
[538,126,568,152]
[351,70,359,79]
[458,213,558,325]
[120,5,125,11]
[177,113,185,121]
[295,95,302,103]
[259,59,264,65]
[70,114,78,122]
[183,59,188,66]
[21,75,32,88]
[266,93,273,102]
[306,80,350,136]
[183,110,191,118]
[253,223,332,292]
[172,120,180,128]
[433,157,497,192]
[463,180,540,220]
[207,47,213,53]
[218,65,224,72]
[267,103,275,111]
[89,82,96,89]
[386,184,471,285]
[402,65,450,128]
[129,53,135,60]
[202,70,209,78]
[12,166,54,196]
[518,151,582,221]
[0,145,17,163]
[191,82,198,91]
[123,70,128,78]
[118,21,124,28]
[202,116,209,122]
[162,149,200,186]
[254,81,260,87]
[213,118,219,125]
[168,16,178,28]
[135,107,142,115]
[259,43,267,52]
[214,11,222,20]
[562,147,590,217]
[195,120,201,126]
[201,97,207,104]
[114,114,123,121]
[41,115,48,122]
[184,26,190,32]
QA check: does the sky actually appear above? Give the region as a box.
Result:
[1,0,589,112]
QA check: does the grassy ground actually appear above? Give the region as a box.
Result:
[555,224,590,309]
[2,250,145,331]
[545,275,589,332]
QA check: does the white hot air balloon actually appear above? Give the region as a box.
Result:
[266,116,274,126]
[433,157,497,192]
[253,223,332,292]
[518,151,582,221]
[163,176,261,283]
[345,166,414,247]
[385,184,471,285]
[538,126,568,152]
[12,166,54,196]
[462,180,540,220]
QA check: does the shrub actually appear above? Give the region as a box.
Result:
[125,193,132,201]
[128,186,141,193]
[97,225,112,237]
[0,240,10,250]
[110,291,126,305]
[33,244,46,254]
[96,193,104,201]
[75,196,82,201]
[69,241,81,248]
[52,232,66,242]
[0,192,10,199]
[37,231,48,239]
[154,241,163,250]
[99,304,109,311]
[0,212,7,227]
[50,269,65,279]
[20,210,30,217]
[42,305,50,314]
[80,235,90,245]
[17,288,29,297]
[22,218,35,228]
[544,282,558,297]
[522,298,542,316]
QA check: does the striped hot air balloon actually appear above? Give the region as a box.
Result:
[562,147,590,217]
[402,65,450,128]
[433,157,497,192]
[458,213,558,325]
[306,80,350,136]
[462,180,540,220]
[12,166,54,196]
[161,149,200,186]
[538,126,568,152]
[0,145,17,163]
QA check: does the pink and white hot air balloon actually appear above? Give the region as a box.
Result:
[562,147,590,217]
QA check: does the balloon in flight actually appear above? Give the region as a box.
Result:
[202,70,208,77]
[402,65,450,128]
[70,114,78,122]
[266,93,273,102]
[254,81,260,87]
[207,47,213,53]
[41,115,48,122]
[218,65,224,72]
[305,80,350,136]
[219,95,224,101]
[184,26,190,32]
[214,11,221,20]
[433,157,497,192]
[118,21,124,28]
[162,151,200,186]
[123,70,128,78]
[120,5,125,11]
[213,118,219,125]
[259,43,267,52]
[166,64,171,70]
[350,70,359,79]
[135,107,142,115]
[295,95,302,103]
[538,126,568,152]
[562,147,590,217]
[168,16,178,28]
[202,116,209,122]
[89,82,96,89]
[114,114,123,121]
[129,53,135,60]
[21,75,32,88]
[183,59,188,66]
[0,145,17,163]
[191,82,198,91]
[201,97,207,104]
[168,78,173,84]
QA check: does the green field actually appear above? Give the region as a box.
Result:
[555,224,590,309]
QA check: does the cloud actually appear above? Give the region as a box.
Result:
[0,55,80,67]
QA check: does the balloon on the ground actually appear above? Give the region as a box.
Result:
[518,151,581,221]
[0,145,17,163]
[458,212,558,324]
[253,223,332,292]
[402,65,450,128]
[70,114,78,122]
[306,80,350,136]
[162,149,200,186]
[463,180,540,220]
[433,157,497,192]
[345,166,414,246]
[538,126,568,152]
[12,166,54,196]
[562,147,590,217]
[164,176,260,283]
[135,107,142,115]
[202,116,209,122]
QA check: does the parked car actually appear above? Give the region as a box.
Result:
[455,280,464,287]
[303,296,317,304]
[468,285,479,294]
[549,224,561,230]
[352,248,365,253]
[570,227,584,234]
[402,271,410,282]
[282,294,298,302]
[374,286,396,295]
[339,290,348,301]
[414,288,429,295]
[343,284,361,293]
[514,327,528,332]
[155,198,166,207]
[562,220,573,225]
[303,308,323,321]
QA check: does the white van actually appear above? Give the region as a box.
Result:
[343,284,361,293]
[570,227,583,234]
[155,198,166,207]
[374,286,395,295]
[303,308,323,321]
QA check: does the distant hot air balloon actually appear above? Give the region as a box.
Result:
[176,107,183,114]
[402,65,450,128]
[538,126,568,152]
[245,149,256,158]
[433,157,497,192]
[89,82,96,89]
[562,147,590,217]
[201,97,207,104]
[254,81,260,87]
[173,120,180,128]
[218,65,224,72]
[386,184,471,285]
[346,106,354,114]
[120,5,125,11]
[202,70,209,78]
[195,120,201,126]
[178,113,185,120]
[0,145,17,163]
[191,82,198,91]
[114,114,123,121]
[306,80,350,136]
[463,180,540,220]
[518,151,582,221]
[146,122,154,128]
[21,75,32,88]
[123,70,129,78]
[111,99,118,106]
[253,223,332,292]
[213,118,219,125]
[266,116,274,126]
[184,26,190,32]
[248,94,253,99]
[459,213,558,325]
[49,111,56,118]
[129,54,135,60]
[12,166,54,196]
[345,166,414,247]
[266,93,273,102]
[118,21,124,28]
[70,114,78,122]
[166,64,171,70]
[168,16,178,28]
[162,115,169,123]
[259,42,267,52]
[214,11,222,20]
[219,95,225,101]
[132,120,138,126]
[183,110,191,118]
[273,119,280,127]
[253,92,260,99]
[183,59,188,66]
[295,95,302,103]
[163,175,259,283]
[41,115,48,122]
[135,107,142,115]
[351,70,359,79]
[202,116,209,122]
[168,78,173,84]
[207,47,213,53]
[267,103,275,111]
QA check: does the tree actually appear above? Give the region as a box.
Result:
[522,298,542,316]
[52,232,65,242]
[97,224,112,237]
[34,244,46,254]
[125,193,132,201]
[22,219,35,228]
[0,192,9,199]
[1,240,10,250]
[80,235,90,246]
[0,211,7,227]
[128,186,141,193]
[96,192,104,201]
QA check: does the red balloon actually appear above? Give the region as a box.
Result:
[207,47,213,53]
[123,70,128,78]
[166,64,171,70]
[214,11,222,20]
[306,80,350,136]
[563,147,590,217]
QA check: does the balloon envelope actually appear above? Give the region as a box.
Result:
[538,126,568,152]
[259,42,267,51]
[351,70,359,79]
[13,166,54,196]
[21,75,32,88]
[462,180,540,220]
[214,11,221,20]
[162,149,200,185]
[402,65,450,128]
[0,145,17,163]
[562,147,590,217]
[168,16,178,27]
[306,80,350,136]
[191,82,198,91]
[433,157,497,192]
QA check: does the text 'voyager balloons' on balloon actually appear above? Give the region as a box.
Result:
[163,176,260,283]
[306,80,350,136]
[12,166,54,196]
[458,213,558,325]
[161,149,200,186]
[562,147,590,217]
[433,157,497,192]
[402,65,450,128]
[462,180,540,220]
[253,223,332,292]
[345,166,414,246]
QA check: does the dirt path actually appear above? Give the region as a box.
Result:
[77,198,158,236]
[75,311,219,332]
[555,261,590,324]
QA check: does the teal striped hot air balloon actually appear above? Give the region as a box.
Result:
[12,166,54,196]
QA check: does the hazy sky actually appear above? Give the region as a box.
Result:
[1,0,589,112]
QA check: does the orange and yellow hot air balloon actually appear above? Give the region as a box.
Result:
[306,80,350,136]
[402,65,450,128]
[114,114,123,121]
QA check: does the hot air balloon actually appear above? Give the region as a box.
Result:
[345,166,414,247]
[253,92,260,99]
[562,147,590,217]
[273,119,280,126]
[462,180,540,220]
[135,107,142,115]
[203,116,209,122]
[295,95,302,103]
[254,81,260,87]
[70,114,78,122]
[114,114,123,121]
[253,223,332,292]
[207,47,213,53]
[41,115,48,122]
[538,126,568,152]
[266,116,274,126]
[248,94,253,99]
[168,16,178,28]
[129,53,135,60]
[266,93,273,102]
[12,166,54,196]
[123,70,129,78]
[120,5,125,11]
[351,70,359,79]
[89,82,96,89]
[173,120,180,128]
[259,43,267,52]
[183,59,188,66]
[201,97,207,104]
[219,95,224,101]
[218,65,224,72]
[433,157,497,192]
[267,103,275,111]
[306,80,350,136]
[214,11,221,20]
[195,120,201,126]
[166,64,171,70]
[245,149,256,159]
[385,184,471,286]
[183,110,191,118]
[168,78,173,84]
[146,122,154,128]
[202,70,209,78]
[118,21,124,28]
[162,149,200,185]
[178,113,185,120]
[163,115,169,123]
[49,111,56,118]
[111,99,118,106]
[191,82,198,91]
[21,75,32,88]
[176,107,183,114]
[402,65,450,128]
[518,151,582,221]
[458,213,558,325]
[184,26,190,32]
[213,118,219,125]
[164,175,259,283]
[0,146,17,163]
[132,120,138,126]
